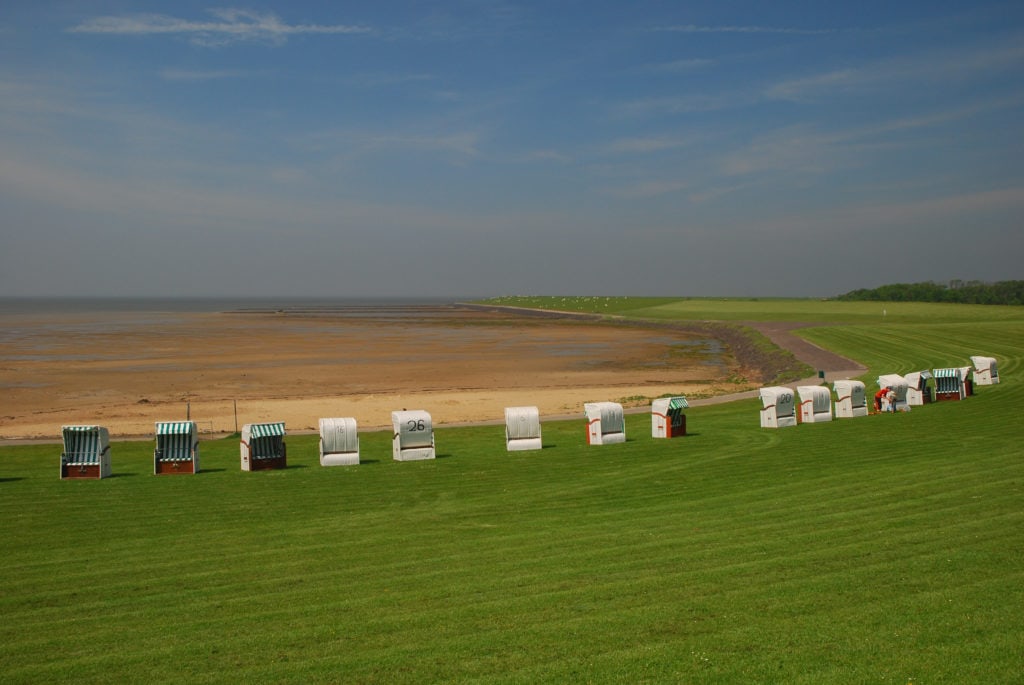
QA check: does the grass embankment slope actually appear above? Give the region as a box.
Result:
[2,298,1022,683]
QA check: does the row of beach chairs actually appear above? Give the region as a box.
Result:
[759,355,999,428]
[56,355,1001,476]
[59,397,689,478]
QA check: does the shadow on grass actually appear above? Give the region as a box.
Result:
[0,477,26,483]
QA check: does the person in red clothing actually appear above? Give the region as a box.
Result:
[874,387,890,413]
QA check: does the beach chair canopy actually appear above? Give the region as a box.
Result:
[585,401,626,445]
[320,417,358,454]
[244,422,286,458]
[505,406,543,451]
[970,356,996,373]
[903,371,931,390]
[155,421,197,461]
[759,387,797,427]
[505,406,541,441]
[391,410,436,461]
[833,380,866,405]
[392,411,433,449]
[62,425,109,464]
[759,387,795,414]
[933,367,963,393]
[585,402,625,435]
[797,386,832,415]
[652,396,689,414]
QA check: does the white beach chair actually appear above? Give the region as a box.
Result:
[319,417,360,466]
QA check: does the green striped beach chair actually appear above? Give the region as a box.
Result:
[933,368,966,401]
[154,421,200,474]
[241,422,287,471]
[60,425,112,479]
[651,396,688,438]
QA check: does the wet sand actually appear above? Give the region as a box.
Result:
[0,305,750,439]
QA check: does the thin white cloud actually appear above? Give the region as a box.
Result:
[614,91,758,117]
[644,58,716,73]
[68,8,370,47]
[767,40,1024,101]
[341,72,436,88]
[602,136,694,154]
[654,24,833,36]
[717,95,1024,178]
[512,149,572,164]
[365,132,481,157]
[606,179,689,199]
[297,128,481,158]
[160,68,256,81]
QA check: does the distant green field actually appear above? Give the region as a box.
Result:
[480,295,1023,325]
[2,301,1022,683]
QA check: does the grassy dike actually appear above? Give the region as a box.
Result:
[1,298,1022,683]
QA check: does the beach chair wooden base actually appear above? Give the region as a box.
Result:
[250,456,287,471]
[61,464,102,479]
[155,460,197,475]
[935,392,962,402]
[666,415,687,437]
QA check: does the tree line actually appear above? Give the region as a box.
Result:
[836,280,1024,305]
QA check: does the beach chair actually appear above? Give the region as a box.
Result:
[319,417,360,466]
[904,371,933,406]
[505,406,543,452]
[154,421,200,474]
[877,374,910,412]
[797,386,833,423]
[759,387,796,428]
[833,380,868,418]
[392,410,435,461]
[584,402,626,445]
[970,356,999,385]
[651,396,688,438]
[240,422,287,471]
[933,368,965,401]
[60,425,112,479]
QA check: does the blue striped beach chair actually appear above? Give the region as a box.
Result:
[60,425,112,479]
[241,422,287,471]
[154,421,200,474]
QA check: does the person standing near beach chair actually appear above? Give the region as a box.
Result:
[874,387,890,413]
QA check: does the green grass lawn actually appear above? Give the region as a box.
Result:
[2,301,1023,683]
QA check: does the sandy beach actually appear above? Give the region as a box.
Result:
[0,303,752,439]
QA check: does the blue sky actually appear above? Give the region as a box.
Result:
[1,1,1022,298]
